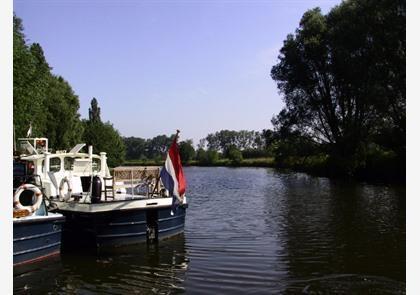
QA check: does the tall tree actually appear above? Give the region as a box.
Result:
[83,98,125,167]
[44,76,84,149]
[89,97,101,123]
[179,140,196,163]
[13,15,83,151]
[270,0,405,173]
[13,16,48,138]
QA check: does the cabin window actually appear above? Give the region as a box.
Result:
[49,157,61,172]
[92,158,101,172]
[64,157,75,171]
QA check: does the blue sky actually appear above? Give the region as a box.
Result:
[14,0,340,144]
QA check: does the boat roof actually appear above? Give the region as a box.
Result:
[17,138,103,160]
[20,152,101,161]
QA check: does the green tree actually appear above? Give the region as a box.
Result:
[124,137,147,160]
[236,130,254,150]
[44,76,84,149]
[270,0,405,174]
[13,15,48,138]
[206,150,219,165]
[146,135,172,159]
[196,148,207,163]
[205,133,219,151]
[82,99,125,167]
[216,130,238,154]
[89,97,101,123]
[179,140,195,164]
[13,15,84,152]
[196,148,219,165]
[197,138,206,150]
[205,130,259,154]
[226,145,243,165]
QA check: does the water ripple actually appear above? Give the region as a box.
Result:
[14,167,405,294]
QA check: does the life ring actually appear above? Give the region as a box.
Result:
[59,177,73,201]
[13,184,43,214]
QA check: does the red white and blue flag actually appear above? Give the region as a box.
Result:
[160,131,186,213]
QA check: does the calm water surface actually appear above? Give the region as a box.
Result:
[14,167,406,294]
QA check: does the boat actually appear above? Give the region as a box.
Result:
[15,136,188,250]
[13,152,65,267]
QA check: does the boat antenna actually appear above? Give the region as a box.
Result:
[26,122,32,138]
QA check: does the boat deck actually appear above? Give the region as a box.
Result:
[53,195,186,213]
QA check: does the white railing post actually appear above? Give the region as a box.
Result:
[131,168,134,197]
[100,152,107,176]
[43,152,50,179]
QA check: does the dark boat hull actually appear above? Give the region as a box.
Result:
[60,205,187,249]
[13,215,65,266]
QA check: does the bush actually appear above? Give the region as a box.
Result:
[206,150,219,164]
[242,148,270,159]
[179,140,195,164]
[196,148,219,165]
[226,146,243,165]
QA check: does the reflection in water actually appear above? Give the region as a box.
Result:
[15,235,188,294]
[263,171,405,293]
[14,167,405,294]
[14,256,63,294]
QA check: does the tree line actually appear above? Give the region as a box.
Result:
[13,15,125,167]
[267,0,405,180]
[124,130,271,165]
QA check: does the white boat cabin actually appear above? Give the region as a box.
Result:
[17,137,111,201]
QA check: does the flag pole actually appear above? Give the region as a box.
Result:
[174,129,180,143]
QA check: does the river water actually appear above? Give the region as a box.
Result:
[14,167,406,294]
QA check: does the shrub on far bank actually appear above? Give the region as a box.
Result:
[179,140,195,164]
[196,148,219,165]
[226,145,243,165]
[275,146,404,183]
[242,148,271,159]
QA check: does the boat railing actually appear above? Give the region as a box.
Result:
[112,166,163,198]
